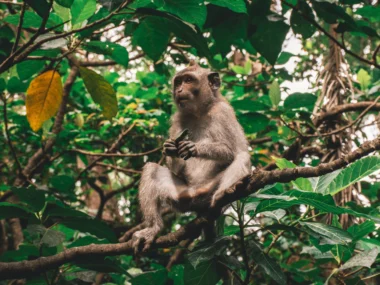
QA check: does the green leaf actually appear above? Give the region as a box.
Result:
[44,204,88,218]
[318,156,380,195]
[24,0,50,18]
[248,241,286,285]
[56,0,74,8]
[276,52,295,65]
[357,69,371,91]
[27,224,65,247]
[207,0,247,13]
[187,237,229,268]
[4,11,43,28]
[224,225,240,236]
[231,99,270,112]
[136,9,211,61]
[250,17,289,65]
[161,0,207,28]
[49,175,75,193]
[309,170,341,193]
[68,236,108,248]
[339,248,378,271]
[283,93,317,111]
[11,187,45,212]
[16,60,45,81]
[71,0,96,25]
[0,202,33,219]
[184,260,220,285]
[131,269,168,285]
[132,17,171,61]
[290,2,316,39]
[356,6,380,23]
[274,158,312,191]
[168,265,184,285]
[238,112,270,133]
[60,217,117,242]
[79,67,118,119]
[82,41,129,67]
[300,222,353,245]
[347,221,376,241]
[269,81,281,108]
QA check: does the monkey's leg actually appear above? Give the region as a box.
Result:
[211,152,251,207]
[132,162,186,252]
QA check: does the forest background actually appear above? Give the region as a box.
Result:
[0,0,380,284]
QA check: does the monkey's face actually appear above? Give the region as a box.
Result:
[172,72,201,110]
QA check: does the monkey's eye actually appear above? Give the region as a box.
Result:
[184,76,193,83]
[174,78,181,87]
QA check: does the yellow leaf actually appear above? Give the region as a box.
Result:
[26,70,63,131]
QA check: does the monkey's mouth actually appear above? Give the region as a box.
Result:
[177,98,190,104]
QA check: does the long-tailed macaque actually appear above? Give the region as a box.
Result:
[131,62,251,251]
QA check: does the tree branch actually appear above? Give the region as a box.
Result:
[282,0,379,69]
[315,101,380,124]
[1,136,380,279]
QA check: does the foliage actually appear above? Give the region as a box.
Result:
[0,0,379,284]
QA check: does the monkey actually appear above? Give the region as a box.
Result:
[130,62,252,252]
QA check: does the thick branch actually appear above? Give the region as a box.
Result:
[1,137,380,279]
[0,217,208,280]
[315,102,380,124]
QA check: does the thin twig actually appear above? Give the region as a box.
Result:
[70,146,162,157]
[282,0,379,68]
[11,3,26,54]
[1,95,23,175]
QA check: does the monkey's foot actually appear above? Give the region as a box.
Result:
[131,227,159,253]
[211,181,243,207]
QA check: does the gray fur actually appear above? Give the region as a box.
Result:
[132,64,251,252]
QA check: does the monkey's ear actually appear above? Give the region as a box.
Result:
[208,72,221,90]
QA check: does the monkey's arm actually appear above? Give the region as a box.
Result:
[178,140,234,162]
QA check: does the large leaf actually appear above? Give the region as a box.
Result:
[71,0,96,25]
[79,67,118,119]
[300,222,353,245]
[238,112,270,133]
[0,202,33,219]
[132,17,171,61]
[136,9,212,61]
[250,17,289,65]
[187,237,229,268]
[60,217,117,242]
[248,241,286,285]
[339,248,378,271]
[183,260,220,285]
[283,93,317,112]
[27,224,65,247]
[24,0,50,18]
[161,0,207,28]
[318,156,380,195]
[347,221,376,241]
[82,41,129,67]
[207,0,247,13]
[231,99,270,112]
[11,187,45,212]
[274,158,312,191]
[131,269,168,285]
[16,60,45,81]
[256,190,380,222]
[26,70,63,131]
[290,2,316,39]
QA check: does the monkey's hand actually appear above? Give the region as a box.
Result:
[163,139,178,157]
[131,227,160,253]
[178,140,197,160]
